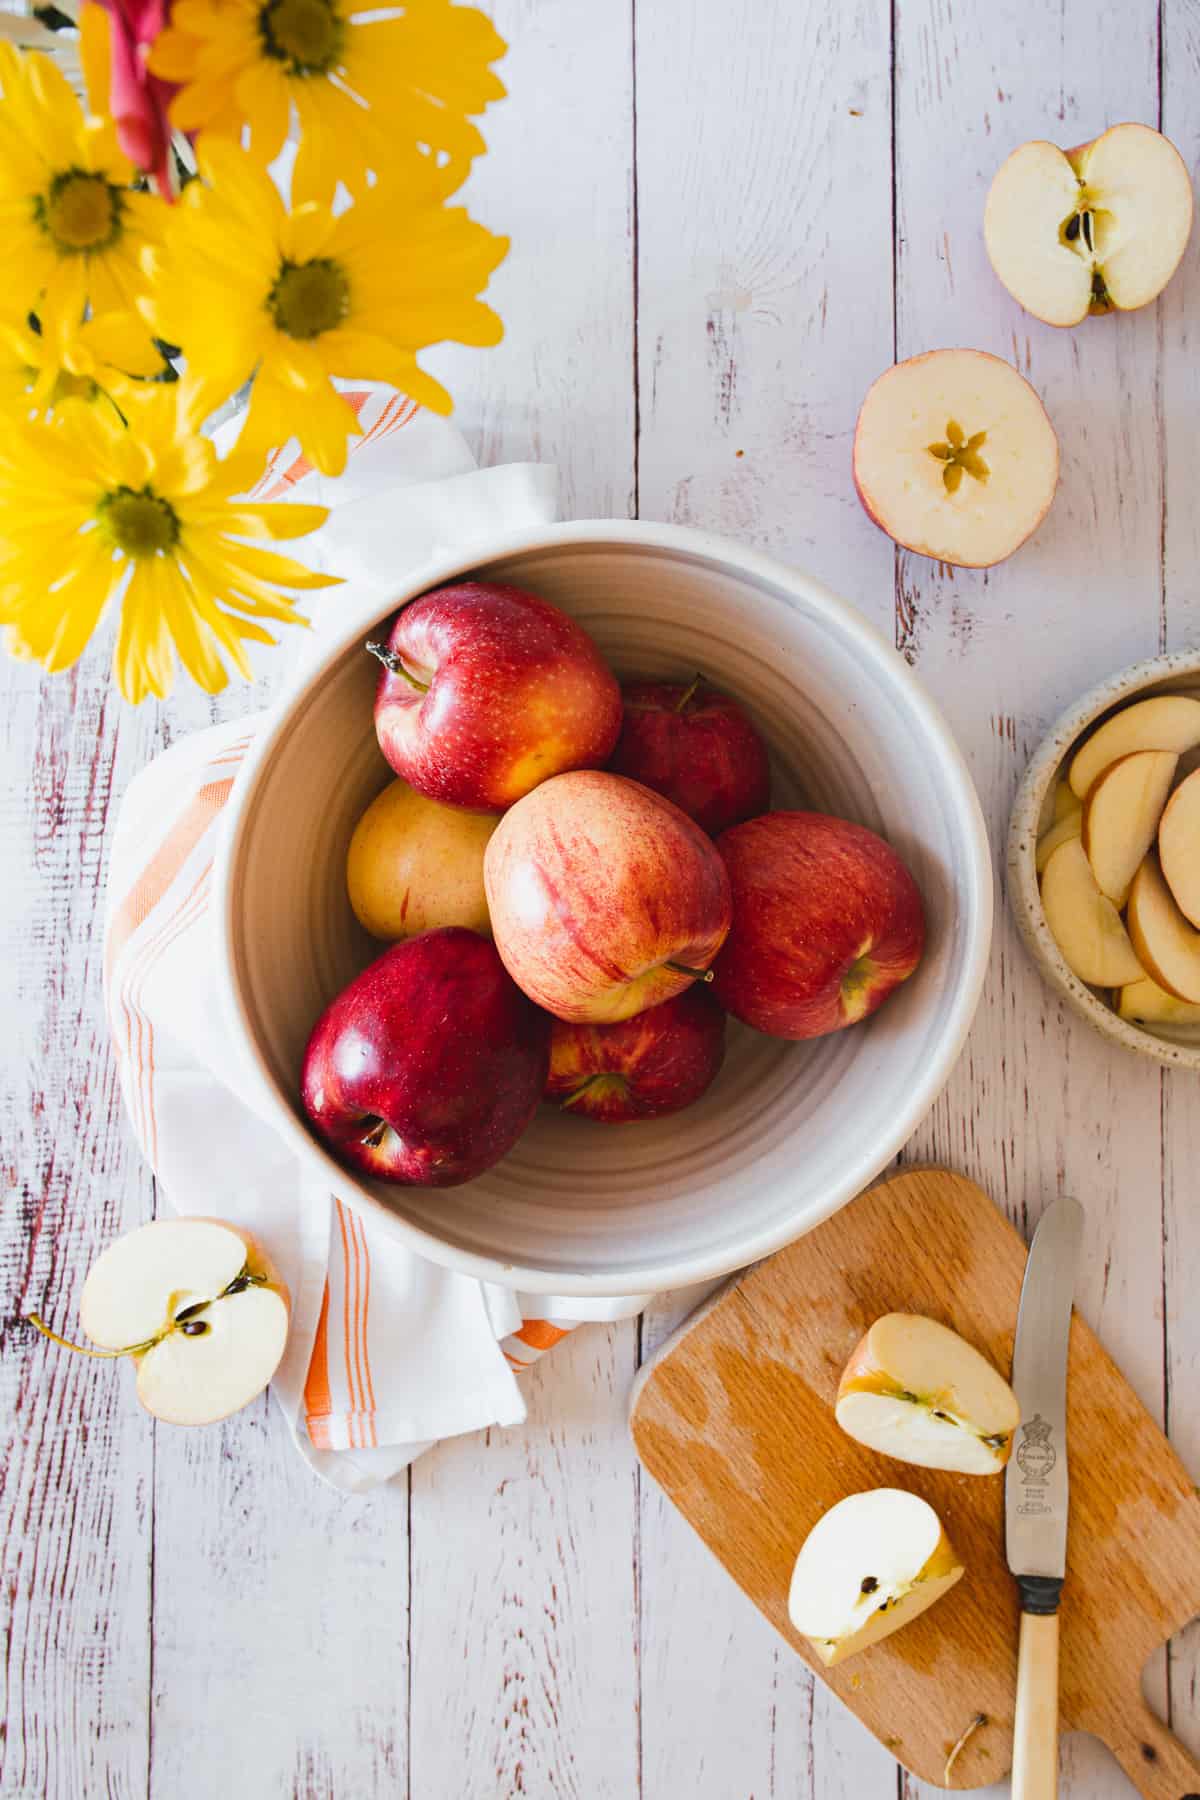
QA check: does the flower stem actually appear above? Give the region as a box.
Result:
[365,640,429,693]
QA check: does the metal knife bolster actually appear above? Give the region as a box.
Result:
[1013,1573,1063,1615]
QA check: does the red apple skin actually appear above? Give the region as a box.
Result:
[300,928,551,1186]
[711,812,926,1039]
[484,770,733,1023]
[372,582,622,812]
[545,986,727,1123]
[606,679,772,837]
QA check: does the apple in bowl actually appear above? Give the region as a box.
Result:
[712,812,925,1038]
[545,986,727,1123]
[301,927,550,1186]
[607,676,771,837]
[347,777,498,940]
[485,770,732,1023]
[370,581,621,812]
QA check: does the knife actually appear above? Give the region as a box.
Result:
[1005,1195,1084,1800]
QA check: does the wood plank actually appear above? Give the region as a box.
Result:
[891,3,1168,1793]
[0,659,158,1800]
[634,0,899,1790]
[412,6,643,1797]
[1160,0,1200,1767]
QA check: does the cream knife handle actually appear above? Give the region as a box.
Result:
[1012,1577,1062,1800]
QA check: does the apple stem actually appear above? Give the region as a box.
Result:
[666,961,714,982]
[24,1313,158,1359]
[25,1265,268,1361]
[559,1073,607,1110]
[365,640,429,694]
[674,673,704,714]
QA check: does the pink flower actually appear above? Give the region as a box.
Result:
[95,0,178,196]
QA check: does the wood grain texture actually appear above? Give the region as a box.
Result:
[632,1170,1200,1794]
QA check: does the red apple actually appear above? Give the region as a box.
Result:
[545,986,727,1123]
[369,582,622,812]
[300,928,550,1186]
[484,770,733,1023]
[711,812,925,1038]
[606,676,772,836]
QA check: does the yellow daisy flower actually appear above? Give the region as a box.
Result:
[148,140,507,477]
[0,297,164,417]
[0,23,165,321]
[0,385,340,702]
[149,0,505,208]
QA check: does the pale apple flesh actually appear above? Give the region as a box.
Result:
[1157,766,1200,928]
[1039,834,1144,987]
[1117,974,1200,1026]
[74,1219,289,1426]
[1036,809,1081,874]
[1080,748,1177,908]
[1068,694,1200,799]
[985,124,1193,327]
[853,349,1059,568]
[1053,782,1083,824]
[787,1489,965,1668]
[1127,854,1200,1003]
[835,1313,1020,1475]
[346,776,498,941]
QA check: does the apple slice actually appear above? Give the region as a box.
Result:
[835,1313,1020,1475]
[1036,809,1081,874]
[1127,855,1200,1003]
[1158,767,1200,928]
[1080,748,1177,907]
[1039,835,1144,987]
[1116,974,1200,1026]
[1053,782,1083,824]
[853,350,1058,568]
[985,124,1193,326]
[1068,694,1200,799]
[788,1489,964,1668]
[30,1219,290,1425]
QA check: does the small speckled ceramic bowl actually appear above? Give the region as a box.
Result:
[1008,649,1200,1070]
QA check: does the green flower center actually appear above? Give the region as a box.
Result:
[51,370,100,405]
[259,0,342,73]
[38,170,122,254]
[97,486,180,556]
[268,257,350,339]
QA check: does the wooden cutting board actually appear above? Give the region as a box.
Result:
[630,1168,1200,1794]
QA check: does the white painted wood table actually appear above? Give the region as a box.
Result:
[3,1,1199,1794]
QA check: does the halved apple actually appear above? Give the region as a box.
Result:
[835,1313,1020,1475]
[1116,974,1200,1027]
[788,1489,964,1667]
[1127,855,1200,1003]
[1036,809,1081,874]
[985,124,1193,327]
[1040,835,1144,987]
[31,1218,292,1425]
[1158,767,1200,928]
[1080,748,1177,907]
[853,349,1059,568]
[1068,694,1200,799]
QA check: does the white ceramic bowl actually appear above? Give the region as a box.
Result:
[214,520,992,1295]
[1008,648,1200,1071]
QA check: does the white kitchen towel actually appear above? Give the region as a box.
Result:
[103,388,647,1494]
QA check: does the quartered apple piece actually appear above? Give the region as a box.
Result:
[1068,694,1200,800]
[1127,855,1200,1003]
[1116,974,1200,1026]
[1040,835,1144,987]
[985,124,1193,327]
[71,1218,290,1425]
[836,1313,1019,1475]
[1036,809,1081,874]
[1052,782,1083,824]
[788,1489,964,1668]
[1158,767,1200,928]
[853,349,1059,568]
[1081,749,1177,907]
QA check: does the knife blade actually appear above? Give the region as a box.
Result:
[1005,1195,1084,1800]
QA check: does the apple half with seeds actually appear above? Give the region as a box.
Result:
[985,124,1193,327]
[836,1313,1020,1475]
[853,350,1058,568]
[30,1218,290,1425]
[788,1489,965,1667]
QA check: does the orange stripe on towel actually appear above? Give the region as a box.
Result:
[304,1281,334,1448]
[514,1320,571,1352]
[105,776,235,986]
